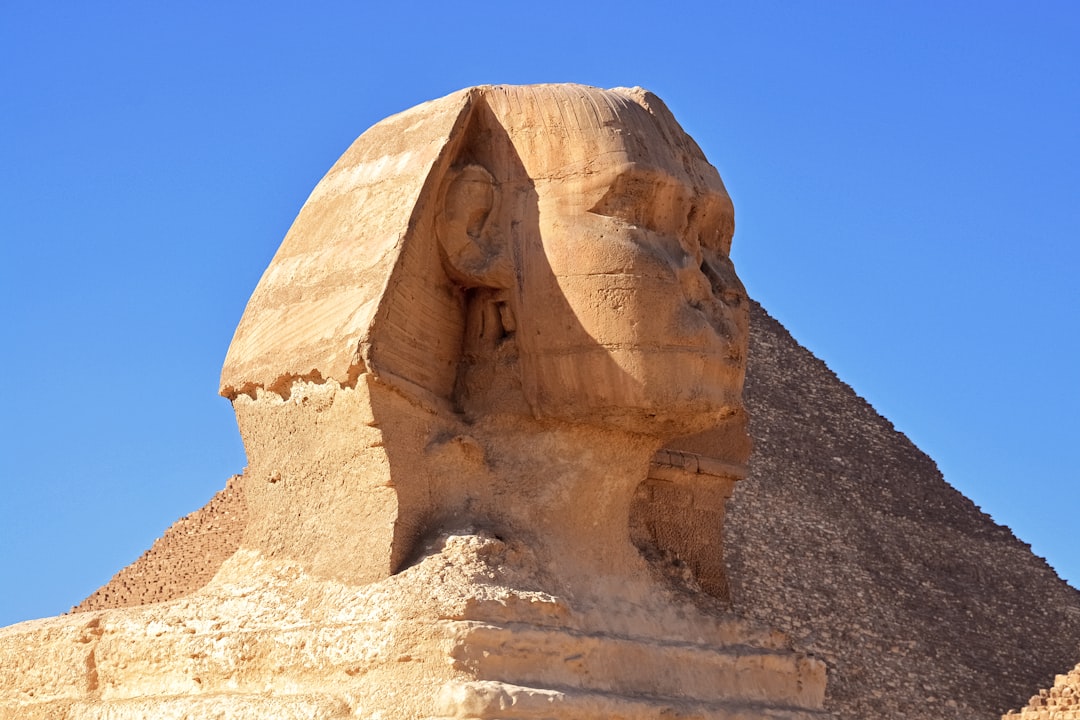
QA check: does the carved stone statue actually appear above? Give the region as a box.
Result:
[221,84,751,598]
[0,85,827,720]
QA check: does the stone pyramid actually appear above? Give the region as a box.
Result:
[726,301,1080,718]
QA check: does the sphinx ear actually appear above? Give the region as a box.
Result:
[438,164,513,289]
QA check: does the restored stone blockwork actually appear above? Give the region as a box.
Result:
[1004,663,1080,719]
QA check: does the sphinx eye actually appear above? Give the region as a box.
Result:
[699,258,722,294]
[589,169,692,239]
[692,198,735,255]
[700,253,744,305]
[684,203,700,239]
[588,171,655,229]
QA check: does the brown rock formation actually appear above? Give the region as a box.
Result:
[729,302,1080,719]
[0,84,826,720]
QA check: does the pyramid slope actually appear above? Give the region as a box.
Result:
[70,476,245,613]
[731,300,1080,719]
[67,299,1080,719]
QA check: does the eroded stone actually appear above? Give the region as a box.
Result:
[0,85,823,720]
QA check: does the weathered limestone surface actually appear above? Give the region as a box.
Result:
[69,451,739,613]
[219,83,753,593]
[1004,663,1080,719]
[5,537,827,720]
[0,85,827,720]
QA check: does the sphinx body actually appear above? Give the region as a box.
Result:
[0,85,827,720]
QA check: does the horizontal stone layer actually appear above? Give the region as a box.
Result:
[432,680,831,720]
[450,621,825,708]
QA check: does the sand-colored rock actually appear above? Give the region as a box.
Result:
[0,85,826,720]
[221,84,751,592]
[1004,662,1080,719]
[4,538,825,720]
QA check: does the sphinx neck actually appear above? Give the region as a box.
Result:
[455,415,662,599]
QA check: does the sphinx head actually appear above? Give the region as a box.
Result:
[220,85,749,588]
[440,86,748,438]
[222,84,747,439]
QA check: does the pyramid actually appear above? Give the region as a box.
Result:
[726,301,1080,718]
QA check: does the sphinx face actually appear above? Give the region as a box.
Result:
[505,95,749,435]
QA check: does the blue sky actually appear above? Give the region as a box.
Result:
[2,2,1077,627]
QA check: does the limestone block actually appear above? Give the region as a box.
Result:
[1,538,828,720]
[1005,663,1080,719]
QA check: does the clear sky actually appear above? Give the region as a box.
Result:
[2,2,1077,628]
